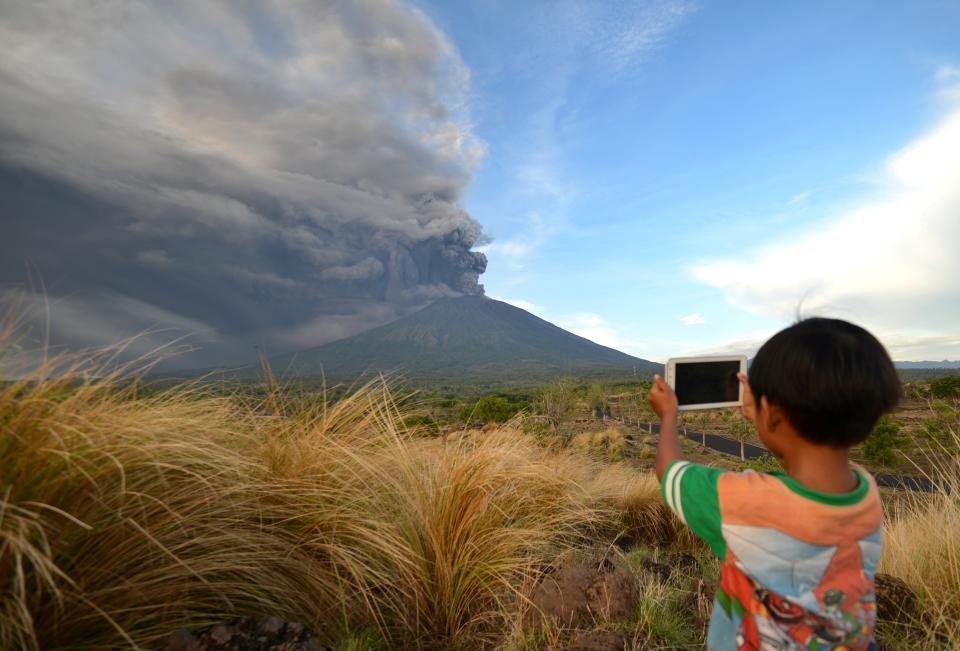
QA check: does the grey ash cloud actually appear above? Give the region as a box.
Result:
[0,0,487,368]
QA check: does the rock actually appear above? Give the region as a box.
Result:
[637,558,672,582]
[874,573,919,624]
[167,630,201,651]
[163,615,329,651]
[209,625,232,644]
[612,535,636,551]
[560,629,629,651]
[527,562,639,628]
[260,616,283,636]
[665,552,698,573]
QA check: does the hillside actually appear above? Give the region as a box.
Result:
[268,295,660,384]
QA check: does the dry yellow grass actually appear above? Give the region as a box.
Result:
[572,428,625,462]
[0,330,669,649]
[878,416,960,646]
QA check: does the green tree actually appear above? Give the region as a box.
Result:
[728,417,753,461]
[862,414,902,466]
[930,375,960,399]
[586,383,608,420]
[690,410,710,447]
[472,395,517,423]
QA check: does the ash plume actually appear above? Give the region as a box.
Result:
[0,0,487,368]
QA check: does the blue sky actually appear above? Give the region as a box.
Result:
[417,0,960,362]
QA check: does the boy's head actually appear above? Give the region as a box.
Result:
[748,317,901,448]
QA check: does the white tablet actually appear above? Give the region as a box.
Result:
[665,355,747,411]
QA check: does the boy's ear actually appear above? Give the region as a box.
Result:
[761,396,784,430]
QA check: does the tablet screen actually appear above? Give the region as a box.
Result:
[674,360,741,406]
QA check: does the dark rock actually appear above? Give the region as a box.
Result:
[612,535,636,551]
[637,558,672,582]
[163,615,329,651]
[167,629,201,651]
[209,625,232,644]
[527,562,639,628]
[874,573,919,624]
[260,616,283,635]
[665,552,698,573]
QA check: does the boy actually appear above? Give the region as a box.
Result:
[647,318,900,650]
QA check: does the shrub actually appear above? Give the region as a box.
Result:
[862,414,903,466]
[538,377,576,430]
[735,453,783,473]
[930,375,960,399]
[573,428,625,462]
[472,395,517,422]
[586,383,608,420]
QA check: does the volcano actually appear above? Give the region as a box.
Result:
[266,295,660,385]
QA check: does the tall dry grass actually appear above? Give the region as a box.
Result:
[878,401,960,645]
[0,329,666,649]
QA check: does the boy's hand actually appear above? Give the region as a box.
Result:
[647,374,678,421]
[738,372,757,423]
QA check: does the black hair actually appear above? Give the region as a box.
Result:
[748,317,901,447]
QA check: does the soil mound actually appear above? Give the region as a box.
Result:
[528,560,639,628]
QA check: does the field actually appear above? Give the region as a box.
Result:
[2,346,959,649]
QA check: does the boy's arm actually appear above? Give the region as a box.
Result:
[647,374,682,481]
[649,374,728,559]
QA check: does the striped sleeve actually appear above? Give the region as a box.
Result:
[660,460,726,558]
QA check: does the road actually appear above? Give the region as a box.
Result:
[618,418,940,493]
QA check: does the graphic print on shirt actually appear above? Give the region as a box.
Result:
[661,461,883,651]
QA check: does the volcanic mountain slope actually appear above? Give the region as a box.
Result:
[269,296,660,384]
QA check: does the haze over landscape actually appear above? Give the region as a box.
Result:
[2,1,959,372]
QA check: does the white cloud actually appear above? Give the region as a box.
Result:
[477,212,548,268]
[558,312,624,350]
[935,65,960,104]
[690,100,960,360]
[787,191,811,205]
[561,1,697,75]
[679,313,705,325]
[935,65,960,84]
[556,311,648,357]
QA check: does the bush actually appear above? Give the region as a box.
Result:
[573,428,625,462]
[931,375,960,399]
[735,453,783,473]
[473,395,515,422]
[862,414,902,466]
[538,377,576,430]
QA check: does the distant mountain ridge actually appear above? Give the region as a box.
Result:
[894,361,960,369]
[268,295,660,384]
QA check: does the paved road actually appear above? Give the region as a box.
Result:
[619,418,940,493]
